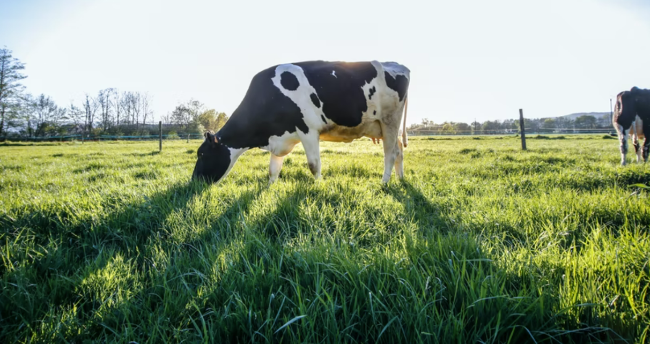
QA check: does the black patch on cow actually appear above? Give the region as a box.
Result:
[384,72,409,101]
[310,93,321,108]
[280,71,299,91]
[373,110,376,115]
[296,61,378,127]
[369,86,376,100]
[216,67,309,149]
[320,115,327,124]
[615,91,641,131]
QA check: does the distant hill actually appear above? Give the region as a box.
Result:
[559,112,610,120]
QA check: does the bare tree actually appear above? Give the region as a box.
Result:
[141,92,152,126]
[83,94,99,134]
[120,91,133,125]
[130,92,141,128]
[113,90,121,125]
[97,88,114,131]
[0,48,27,136]
[67,102,84,129]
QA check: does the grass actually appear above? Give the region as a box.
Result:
[0,135,649,343]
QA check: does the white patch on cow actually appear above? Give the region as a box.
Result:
[261,130,300,157]
[632,116,646,163]
[361,78,381,118]
[331,70,337,78]
[272,65,327,133]
[220,147,249,182]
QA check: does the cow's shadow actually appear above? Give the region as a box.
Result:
[0,178,266,340]
[0,174,624,343]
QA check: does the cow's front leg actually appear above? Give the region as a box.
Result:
[380,125,400,184]
[643,137,650,162]
[269,153,284,185]
[633,135,642,163]
[298,131,321,179]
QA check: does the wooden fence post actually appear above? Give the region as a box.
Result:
[519,109,527,150]
[187,134,190,143]
[159,121,162,152]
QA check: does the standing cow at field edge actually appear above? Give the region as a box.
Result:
[614,86,650,165]
[192,60,410,184]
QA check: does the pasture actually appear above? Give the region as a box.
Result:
[1,135,649,343]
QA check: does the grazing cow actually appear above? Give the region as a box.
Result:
[613,86,650,165]
[192,60,410,184]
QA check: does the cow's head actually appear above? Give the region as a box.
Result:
[191,131,232,183]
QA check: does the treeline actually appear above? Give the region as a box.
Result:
[0,48,228,139]
[408,114,612,134]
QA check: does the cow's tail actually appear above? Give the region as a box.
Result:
[402,96,409,148]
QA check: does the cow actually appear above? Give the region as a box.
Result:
[192,60,410,184]
[613,86,650,165]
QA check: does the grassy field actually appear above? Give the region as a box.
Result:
[1,135,649,343]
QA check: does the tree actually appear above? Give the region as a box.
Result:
[83,94,99,133]
[481,120,501,132]
[67,102,84,128]
[141,92,152,126]
[97,88,114,131]
[170,99,204,129]
[575,115,597,129]
[542,118,556,129]
[113,91,122,125]
[471,121,481,134]
[441,122,456,134]
[454,122,471,134]
[518,118,540,132]
[120,91,134,125]
[32,94,58,137]
[197,109,229,132]
[130,92,141,128]
[0,48,27,136]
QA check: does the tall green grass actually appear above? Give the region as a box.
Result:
[1,135,649,343]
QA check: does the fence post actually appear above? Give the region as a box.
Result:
[187,134,190,143]
[159,121,162,152]
[519,109,527,150]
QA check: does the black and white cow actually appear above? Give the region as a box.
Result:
[192,60,410,184]
[613,86,650,165]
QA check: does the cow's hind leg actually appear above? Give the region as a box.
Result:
[298,131,321,179]
[640,118,649,163]
[269,153,284,185]
[633,119,643,163]
[394,138,404,179]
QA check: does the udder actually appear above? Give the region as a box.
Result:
[319,120,382,143]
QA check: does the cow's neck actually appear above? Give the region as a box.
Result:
[214,127,252,179]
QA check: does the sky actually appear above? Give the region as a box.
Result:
[1,0,650,126]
